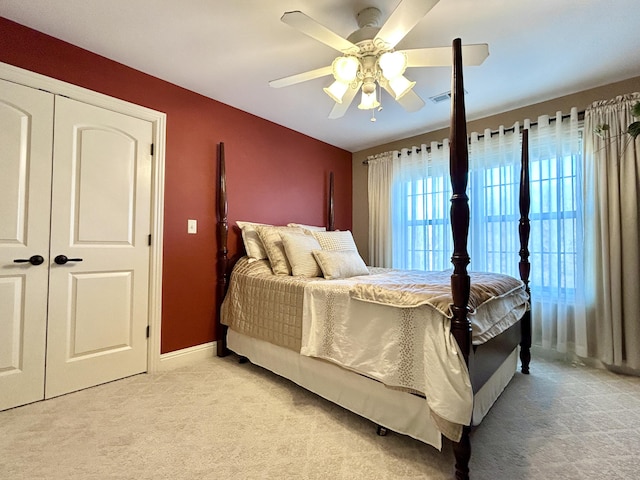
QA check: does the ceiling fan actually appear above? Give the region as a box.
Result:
[268,0,489,120]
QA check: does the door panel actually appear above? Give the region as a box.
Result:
[70,271,133,357]
[74,128,136,244]
[0,79,54,411]
[45,96,152,398]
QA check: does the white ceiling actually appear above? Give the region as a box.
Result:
[2,0,639,152]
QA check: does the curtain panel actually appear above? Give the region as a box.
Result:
[392,142,452,271]
[367,108,585,356]
[367,151,395,267]
[584,93,640,371]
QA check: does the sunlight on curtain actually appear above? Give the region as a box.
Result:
[391,142,452,270]
[584,93,640,371]
[525,110,585,355]
[382,109,585,355]
[367,151,395,267]
[468,125,522,275]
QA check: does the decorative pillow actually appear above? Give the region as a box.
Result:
[313,230,358,252]
[312,250,370,280]
[281,232,322,277]
[236,221,270,262]
[256,226,304,275]
[287,223,327,232]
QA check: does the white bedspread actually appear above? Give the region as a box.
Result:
[300,270,528,434]
[300,277,473,430]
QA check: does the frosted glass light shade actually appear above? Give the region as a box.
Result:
[357,90,380,110]
[332,56,359,82]
[388,75,416,100]
[323,80,349,103]
[379,51,407,80]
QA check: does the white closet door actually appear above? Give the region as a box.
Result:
[0,79,54,410]
[45,96,153,398]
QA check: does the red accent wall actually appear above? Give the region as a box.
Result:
[0,17,353,354]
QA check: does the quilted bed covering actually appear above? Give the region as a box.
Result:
[220,257,314,352]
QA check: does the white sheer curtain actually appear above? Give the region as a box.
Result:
[367,151,395,267]
[526,110,586,355]
[467,125,522,275]
[372,109,585,355]
[391,142,452,270]
[469,113,584,355]
[583,93,640,371]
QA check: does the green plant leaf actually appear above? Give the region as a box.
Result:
[594,123,610,138]
[632,102,640,118]
[628,121,640,139]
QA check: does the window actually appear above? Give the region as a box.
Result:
[392,118,583,305]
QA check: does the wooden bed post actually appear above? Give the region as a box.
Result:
[216,142,229,357]
[449,38,472,480]
[328,171,335,231]
[518,130,532,373]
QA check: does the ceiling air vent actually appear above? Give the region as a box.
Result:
[429,89,468,104]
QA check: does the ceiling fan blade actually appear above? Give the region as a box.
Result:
[269,65,333,88]
[328,81,361,119]
[281,11,358,54]
[403,44,489,67]
[379,78,424,112]
[374,0,440,49]
[396,89,426,112]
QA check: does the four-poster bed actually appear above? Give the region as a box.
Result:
[214,39,532,479]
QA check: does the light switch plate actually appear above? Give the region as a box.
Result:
[187,219,197,234]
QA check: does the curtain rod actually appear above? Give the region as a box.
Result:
[362,110,585,164]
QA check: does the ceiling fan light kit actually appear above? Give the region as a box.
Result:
[270,0,489,120]
[322,56,360,103]
[358,90,380,110]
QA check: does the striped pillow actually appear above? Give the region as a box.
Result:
[313,230,358,252]
[281,232,322,277]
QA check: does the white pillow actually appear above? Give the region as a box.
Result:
[287,223,327,232]
[256,225,304,275]
[313,230,358,252]
[312,250,370,280]
[281,232,322,277]
[236,221,270,262]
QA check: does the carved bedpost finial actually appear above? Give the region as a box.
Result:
[328,172,335,231]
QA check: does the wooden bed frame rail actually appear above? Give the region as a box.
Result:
[214,38,532,480]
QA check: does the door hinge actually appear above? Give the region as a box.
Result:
[146,325,150,338]
[148,234,152,246]
[150,143,154,156]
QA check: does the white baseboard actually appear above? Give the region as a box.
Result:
[156,342,217,371]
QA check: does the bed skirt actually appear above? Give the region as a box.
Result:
[227,329,518,449]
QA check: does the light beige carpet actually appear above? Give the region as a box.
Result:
[1,355,639,479]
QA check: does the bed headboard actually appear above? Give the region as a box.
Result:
[214,143,337,355]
